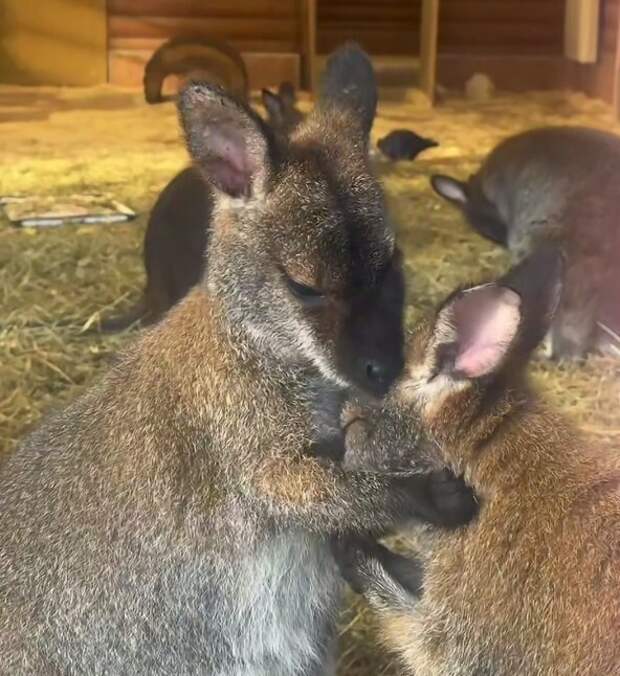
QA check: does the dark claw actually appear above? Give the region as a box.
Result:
[428,469,478,528]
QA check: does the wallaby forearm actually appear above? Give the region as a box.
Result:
[247,455,462,534]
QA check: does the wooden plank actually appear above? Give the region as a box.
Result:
[319,6,419,21]
[301,0,317,92]
[316,0,564,56]
[108,37,297,54]
[109,36,296,54]
[1,0,107,85]
[439,0,564,22]
[317,31,420,55]
[419,0,439,103]
[612,0,620,118]
[107,0,298,18]
[108,48,300,91]
[108,16,299,41]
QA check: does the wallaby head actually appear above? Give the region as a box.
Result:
[178,44,403,396]
[431,173,507,245]
[261,82,305,138]
[343,246,563,473]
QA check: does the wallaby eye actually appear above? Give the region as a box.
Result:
[283,273,325,303]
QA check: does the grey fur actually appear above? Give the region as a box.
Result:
[431,126,620,360]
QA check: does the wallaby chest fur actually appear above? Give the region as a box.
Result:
[0,290,341,675]
[398,405,620,675]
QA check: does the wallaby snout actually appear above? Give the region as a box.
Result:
[337,251,405,395]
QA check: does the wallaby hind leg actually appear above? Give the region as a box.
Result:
[331,536,423,613]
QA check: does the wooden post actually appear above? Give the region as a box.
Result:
[301,0,317,94]
[614,0,620,120]
[420,0,439,104]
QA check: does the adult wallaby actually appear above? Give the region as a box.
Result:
[0,44,475,675]
[101,84,307,331]
[333,247,620,675]
[431,126,620,360]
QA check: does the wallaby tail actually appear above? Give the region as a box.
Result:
[319,42,377,139]
[143,35,249,104]
[98,298,147,333]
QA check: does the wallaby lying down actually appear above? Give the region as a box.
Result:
[101,83,306,331]
[0,45,475,675]
[431,126,620,360]
[333,247,620,675]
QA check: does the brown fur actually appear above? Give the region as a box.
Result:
[100,85,306,332]
[339,251,620,675]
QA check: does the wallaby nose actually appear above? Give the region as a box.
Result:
[365,359,387,383]
[363,358,398,395]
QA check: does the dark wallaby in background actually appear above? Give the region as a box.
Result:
[431,126,620,360]
[101,83,306,331]
[333,248,620,675]
[0,44,475,675]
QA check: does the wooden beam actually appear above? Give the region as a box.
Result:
[301,0,317,93]
[419,0,439,103]
[613,0,620,119]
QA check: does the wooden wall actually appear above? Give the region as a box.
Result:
[571,0,620,105]
[107,0,303,54]
[0,0,107,86]
[317,0,565,57]
[106,0,306,89]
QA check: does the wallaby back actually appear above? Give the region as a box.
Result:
[431,126,620,360]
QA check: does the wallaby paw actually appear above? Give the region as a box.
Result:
[428,469,478,528]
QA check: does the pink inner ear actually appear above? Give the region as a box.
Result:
[453,287,521,378]
[205,125,255,197]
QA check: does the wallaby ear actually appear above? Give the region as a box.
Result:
[261,88,284,123]
[435,284,522,379]
[433,245,564,379]
[277,81,296,107]
[179,82,272,198]
[318,42,377,140]
[430,175,468,206]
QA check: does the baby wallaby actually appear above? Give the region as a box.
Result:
[333,246,620,675]
[101,84,307,331]
[262,81,306,138]
[431,126,620,360]
[0,44,474,675]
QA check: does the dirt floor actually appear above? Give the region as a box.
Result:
[1,83,620,674]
